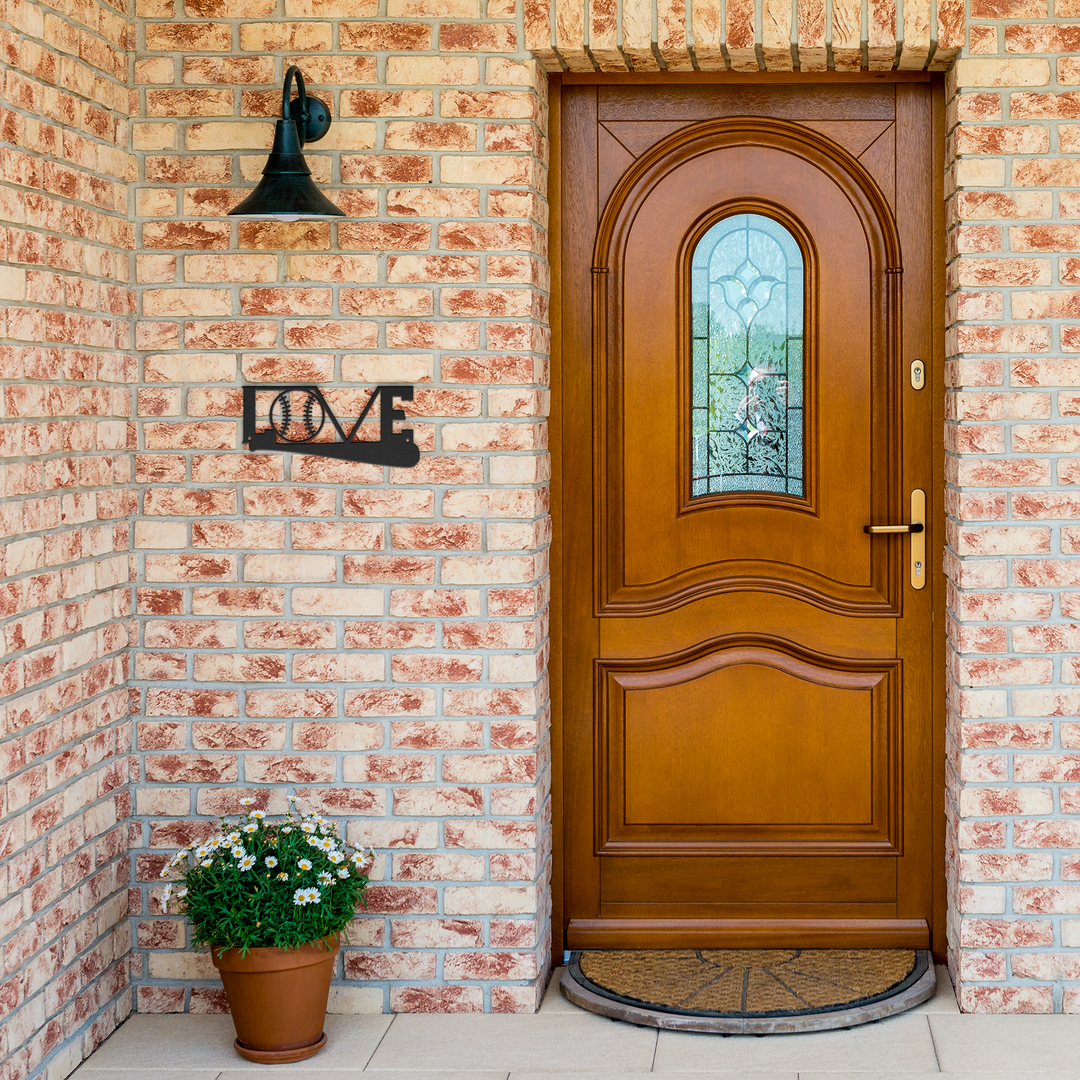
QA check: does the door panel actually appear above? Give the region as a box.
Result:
[560,80,941,951]
[598,643,898,851]
[623,667,874,827]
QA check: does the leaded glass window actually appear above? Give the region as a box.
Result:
[691,213,805,498]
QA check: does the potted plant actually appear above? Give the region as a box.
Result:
[160,796,375,1063]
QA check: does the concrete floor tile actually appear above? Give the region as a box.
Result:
[73,1072,221,1079]
[227,1073,507,1079]
[72,1017,233,1071]
[350,1074,509,1079]
[654,1015,939,1073]
[511,1073,797,1080]
[73,1014,393,1072]
[906,967,959,1015]
[793,1075,944,1080]
[929,1014,1080,1073]
[366,1013,657,1072]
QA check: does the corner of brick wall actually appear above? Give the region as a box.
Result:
[127,0,553,1015]
[0,0,139,1071]
[944,2,1080,1014]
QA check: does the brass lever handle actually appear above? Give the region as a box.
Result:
[863,523,924,534]
[863,490,927,590]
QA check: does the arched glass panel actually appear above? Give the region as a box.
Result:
[691,213,805,498]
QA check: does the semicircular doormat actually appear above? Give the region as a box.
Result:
[561,949,936,1034]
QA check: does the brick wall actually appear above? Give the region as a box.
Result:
[127,3,553,1016]
[0,0,137,1073]
[944,13,1080,1014]
[15,0,1080,1064]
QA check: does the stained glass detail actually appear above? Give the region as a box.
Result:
[691,213,805,498]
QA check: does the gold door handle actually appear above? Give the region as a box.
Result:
[863,490,926,590]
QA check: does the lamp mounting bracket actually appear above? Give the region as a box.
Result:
[288,94,331,145]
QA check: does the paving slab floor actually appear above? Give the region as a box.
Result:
[71,966,1080,1078]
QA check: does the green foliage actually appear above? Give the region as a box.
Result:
[160,798,374,954]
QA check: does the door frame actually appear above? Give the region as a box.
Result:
[548,71,948,967]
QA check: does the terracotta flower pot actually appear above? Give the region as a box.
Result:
[211,935,339,1064]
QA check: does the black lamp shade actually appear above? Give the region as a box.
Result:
[229,66,344,221]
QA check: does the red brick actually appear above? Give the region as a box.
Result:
[390,918,483,946]
[245,755,337,783]
[144,755,238,783]
[344,951,436,980]
[346,688,436,717]
[391,720,483,748]
[244,621,336,649]
[340,90,433,117]
[390,986,482,1012]
[145,689,239,718]
[344,556,435,584]
[1015,755,1080,781]
[364,886,438,915]
[293,721,383,750]
[341,155,433,184]
[192,721,285,750]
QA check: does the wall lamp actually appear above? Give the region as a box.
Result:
[229,65,345,222]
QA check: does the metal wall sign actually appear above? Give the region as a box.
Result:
[242,384,420,467]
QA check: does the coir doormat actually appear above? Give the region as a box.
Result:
[562,949,935,1034]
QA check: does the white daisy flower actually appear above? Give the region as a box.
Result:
[264,856,278,868]
[315,838,335,852]
[231,845,246,859]
[175,887,187,899]
[226,832,241,844]
[281,827,293,834]
[240,797,255,806]
[201,859,213,868]
[161,883,173,911]
[194,846,209,860]
[336,867,350,879]
[318,871,333,886]
[301,822,317,834]
[328,851,345,864]
[292,887,321,906]
[276,872,289,881]
[297,858,312,871]
[250,810,266,820]
[239,855,256,871]
[242,822,258,834]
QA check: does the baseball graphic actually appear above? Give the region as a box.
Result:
[269,389,326,443]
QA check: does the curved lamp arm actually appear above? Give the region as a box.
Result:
[283,65,308,146]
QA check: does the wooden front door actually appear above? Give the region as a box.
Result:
[557,79,944,953]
